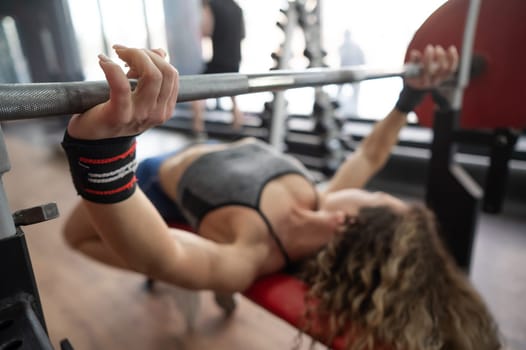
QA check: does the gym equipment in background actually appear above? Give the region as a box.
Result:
[0,0,83,348]
[408,0,526,270]
[272,0,346,175]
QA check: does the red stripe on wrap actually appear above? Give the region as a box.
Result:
[80,142,137,165]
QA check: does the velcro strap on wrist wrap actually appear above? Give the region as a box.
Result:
[395,85,429,113]
[61,131,138,204]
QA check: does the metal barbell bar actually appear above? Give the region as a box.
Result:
[0,64,420,122]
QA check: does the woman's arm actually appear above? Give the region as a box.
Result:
[67,190,260,292]
[62,46,259,293]
[323,45,458,193]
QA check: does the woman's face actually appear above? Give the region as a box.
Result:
[320,189,408,217]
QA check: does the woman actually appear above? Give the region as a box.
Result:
[62,44,500,349]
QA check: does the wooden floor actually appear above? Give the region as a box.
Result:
[2,123,525,350]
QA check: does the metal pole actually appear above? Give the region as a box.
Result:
[96,0,111,57]
[269,1,297,150]
[451,0,481,111]
[141,0,153,50]
[0,126,16,239]
[0,64,420,122]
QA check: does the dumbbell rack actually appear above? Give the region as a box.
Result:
[271,0,345,174]
[0,128,73,349]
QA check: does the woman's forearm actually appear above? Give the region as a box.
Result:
[358,108,408,170]
[323,107,408,192]
[64,202,130,270]
[81,189,176,277]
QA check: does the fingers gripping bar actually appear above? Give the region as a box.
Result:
[0,64,420,121]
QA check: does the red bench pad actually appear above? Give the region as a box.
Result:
[167,222,394,349]
[244,273,348,349]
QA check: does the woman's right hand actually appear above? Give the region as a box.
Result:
[67,45,179,140]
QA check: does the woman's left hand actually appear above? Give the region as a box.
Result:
[67,45,179,140]
[405,44,459,90]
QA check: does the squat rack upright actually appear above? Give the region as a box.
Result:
[0,127,65,349]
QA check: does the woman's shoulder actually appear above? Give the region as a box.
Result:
[234,137,263,146]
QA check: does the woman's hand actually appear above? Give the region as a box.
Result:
[67,45,179,140]
[405,44,459,90]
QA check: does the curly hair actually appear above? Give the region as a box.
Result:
[299,204,501,350]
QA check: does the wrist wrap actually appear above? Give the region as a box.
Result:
[395,85,429,113]
[61,131,138,204]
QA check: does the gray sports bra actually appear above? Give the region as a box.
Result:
[175,140,317,265]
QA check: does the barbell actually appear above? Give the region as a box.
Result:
[0,64,421,122]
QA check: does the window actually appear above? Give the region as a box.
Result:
[67,0,446,118]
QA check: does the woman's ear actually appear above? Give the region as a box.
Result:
[304,209,346,237]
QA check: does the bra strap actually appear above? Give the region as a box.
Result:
[259,213,292,266]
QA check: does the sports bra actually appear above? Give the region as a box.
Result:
[175,140,317,264]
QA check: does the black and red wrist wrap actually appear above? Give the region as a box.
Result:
[61,131,138,204]
[395,85,429,113]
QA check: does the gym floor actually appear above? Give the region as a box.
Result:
[2,121,525,350]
